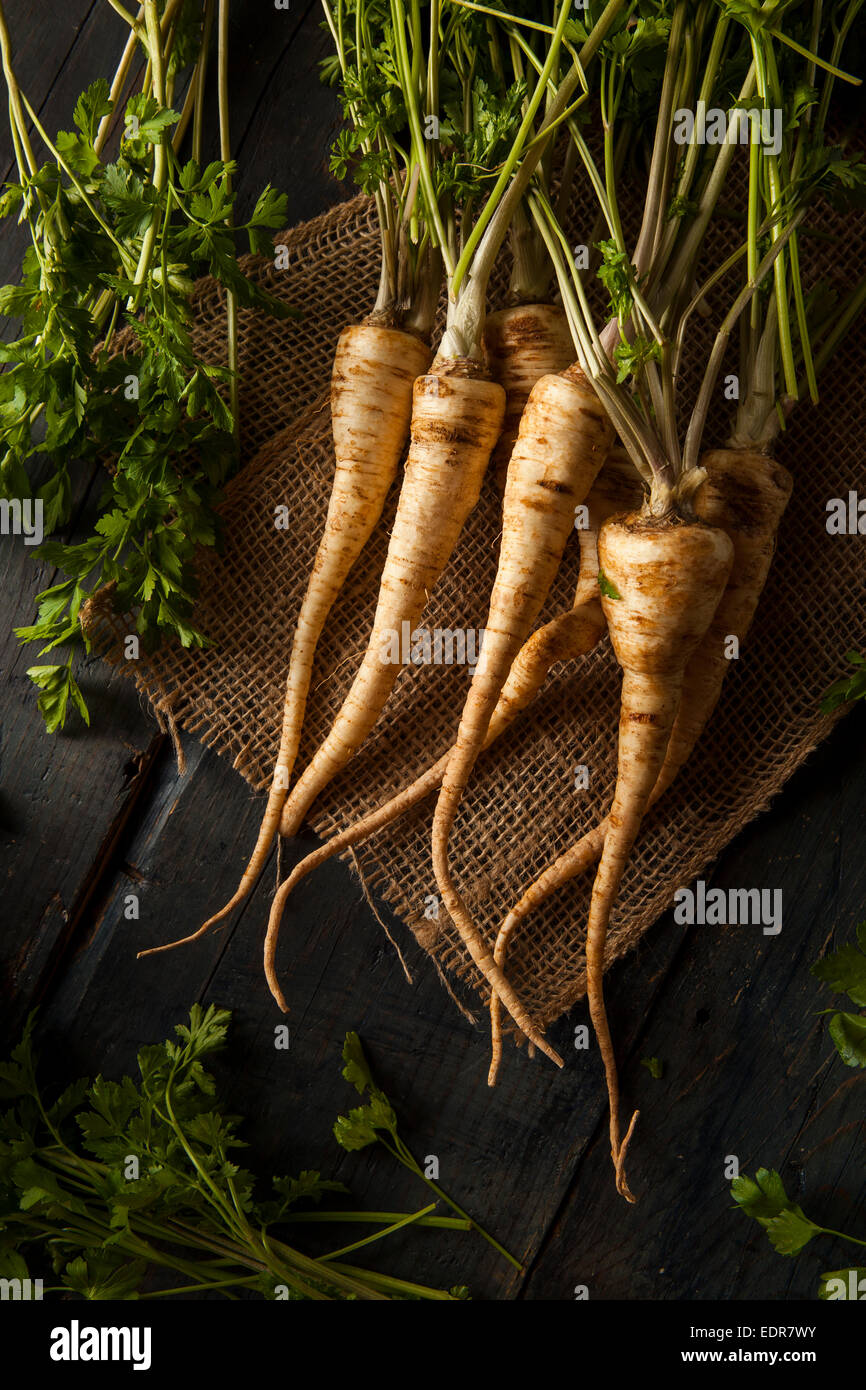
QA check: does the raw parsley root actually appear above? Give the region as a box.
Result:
[0,1007,519,1300]
[182,0,446,947]
[490,0,866,1098]
[1,0,291,730]
[275,0,582,842]
[273,359,508,923]
[260,593,608,1001]
[430,363,612,1066]
[592,513,734,1200]
[416,2,762,1103]
[185,323,433,947]
[256,418,625,952]
[489,448,793,1042]
[485,302,574,488]
[476,0,865,1198]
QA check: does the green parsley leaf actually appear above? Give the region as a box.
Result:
[6,61,293,732]
[595,239,635,319]
[598,569,622,600]
[764,1206,823,1256]
[73,79,113,144]
[827,1011,866,1068]
[731,1168,821,1255]
[811,924,866,1005]
[821,651,866,713]
[731,1166,791,1222]
[341,1031,375,1096]
[24,665,89,733]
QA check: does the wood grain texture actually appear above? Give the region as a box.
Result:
[0,0,863,1302]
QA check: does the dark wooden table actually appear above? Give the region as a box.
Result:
[2,0,864,1303]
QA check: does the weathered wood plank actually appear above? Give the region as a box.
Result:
[228,5,345,225]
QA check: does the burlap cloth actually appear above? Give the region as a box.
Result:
[81,189,865,1030]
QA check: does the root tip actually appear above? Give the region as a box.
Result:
[537,1038,564,1068]
[268,983,290,1014]
[614,1109,640,1203]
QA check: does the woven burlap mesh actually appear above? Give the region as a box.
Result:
[82,181,865,1032]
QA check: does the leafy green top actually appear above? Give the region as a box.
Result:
[0,1008,482,1300]
[1,65,289,730]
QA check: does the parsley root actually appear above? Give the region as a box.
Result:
[588,509,733,1199]
[484,303,574,489]
[186,321,431,943]
[262,596,607,1007]
[488,448,792,1075]
[430,364,611,1051]
[276,360,506,845]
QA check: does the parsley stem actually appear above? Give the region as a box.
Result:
[815,0,862,138]
[443,0,623,359]
[682,211,804,476]
[217,0,239,447]
[286,1209,470,1229]
[140,1216,272,1272]
[325,1260,463,1299]
[95,3,144,156]
[751,33,796,397]
[601,55,625,257]
[256,1228,390,1299]
[632,0,687,279]
[808,274,866,385]
[0,1,40,177]
[449,0,556,35]
[138,1274,261,1298]
[380,1133,523,1271]
[191,0,215,165]
[157,1074,379,1302]
[130,1,170,298]
[390,0,455,280]
[321,1203,439,1260]
[651,64,756,316]
[766,22,862,82]
[747,135,759,339]
[817,1225,866,1249]
[28,1209,242,1293]
[103,0,145,38]
[450,0,580,300]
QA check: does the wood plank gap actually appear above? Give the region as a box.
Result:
[22,731,169,1010]
[231,0,319,162]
